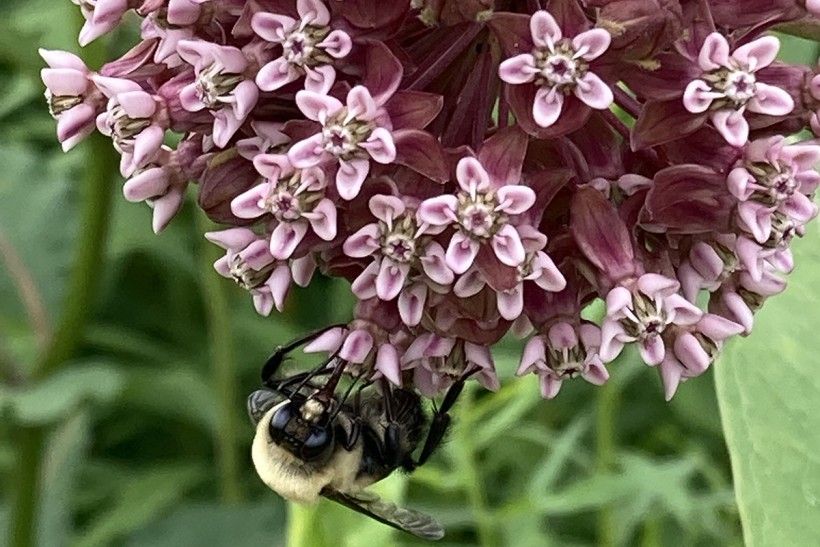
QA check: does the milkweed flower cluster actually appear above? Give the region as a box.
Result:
[42,0,820,401]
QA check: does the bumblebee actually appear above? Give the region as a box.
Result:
[247,327,468,541]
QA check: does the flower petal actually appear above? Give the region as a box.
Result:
[445,232,480,274]
[574,72,613,110]
[533,86,564,128]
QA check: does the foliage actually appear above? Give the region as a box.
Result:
[0,2,818,546]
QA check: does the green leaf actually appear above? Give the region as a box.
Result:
[0,361,124,425]
[75,464,207,547]
[126,503,286,547]
[715,227,820,546]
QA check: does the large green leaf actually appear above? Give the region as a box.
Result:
[715,225,820,546]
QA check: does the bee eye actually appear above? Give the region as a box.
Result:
[269,404,293,434]
[301,427,333,461]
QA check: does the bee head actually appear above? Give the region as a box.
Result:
[267,395,336,462]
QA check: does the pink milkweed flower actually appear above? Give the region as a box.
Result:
[683,33,794,147]
[252,0,353,94]
[122,146,189,233]
[177,40,260,148]
[206,227,316,316]
[401,333,499,396]
[92,75,167,177]
[600,274,703,366]
[231,153,337,259]
[39,49,102,152]
[498,10,613,128]
[518,322,609,399]
[236,121,289,160]
[659,314,744,400]
[418,156,536,275]
[288,86,397,200]
[73,0,132,46]
[728,136,820,245]
[343,195,453,324]
[453,225,566,321]
[165,0,210,26]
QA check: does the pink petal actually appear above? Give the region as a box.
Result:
[456,157,491,192]
[351,261,379,300]
[297,0,330,26]
[722,292,754,334]
[251,13,296,42]
[336,158,370,200]
[288,134,326,169]
[231,184,269,219]
[398,283,427,326]
[599,320,627,363]
[539,375,562,399]
[360,127,397,164]
[343,223,380,258]
[123,168,170,202]
[747,83,794,116]
[518,336,545,375]
[132,125,164,168]
[41,68,88,96]
[572,29,611,61]
[606,286,632,315]
[711,109,749,147]
[267,264,293,312]
[637,273,679,299]
[319,30,353,59]
[369,194,405,223]
[673,332,710,374]
[496,185,536,215]
[492,225,526,267]
[376,259,409,301]
[698,32,730,71]
[639,334,666,366]
[533,87,564,128]
[659,355,684,401]
[697,314,744,342]
[497,285,524,320]
[732,35,779,71]
[782,192,818,224]
[253,153,291,180]
[307,198,337,241]
[304,327,347,354]
[118,90,157,118]
[179,84,205,112]
[339,330,374,363]
[445,232,480,274]
[498,54,538,85]
[574,72,613,110]
[530,10,562,48]
[346,86,379,121]
[376,344,402,386]
[666,294,703,326]
[256,58,300,92]
[547,323,579,352]
[304,65,336,95]
[420,242,454,285]
[417,195,458,226]
[453,268,485,297]
[39,48,87,71]
[295,90,343,121]
[737,201,773,243]
[683,79,718,114]
[582,360,610,386]
[231,81,259,120]
[727,167,755,200]
[269,221,308,260]
[205,227,256,250]
[291,255,316,287]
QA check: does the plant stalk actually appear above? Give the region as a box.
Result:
[196,214,243,504]
[9,131,118,547]
[595,379,619,547]
[287,503,325,547]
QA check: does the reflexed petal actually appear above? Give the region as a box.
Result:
[343,223,381,258]
[455,157,491,192]
[346,86,379,121]
[518,336,546,375]
[637,273,679,299]
[267,264,293,312]
[336,158,370,200]
[659,355,684,401]
[539,374,562,399]
[231,184,268,219]
[304,327,347,354]
[269,221,308,260]
[497,285,524,320]
[288,134,326,168]
[498,54,538,85]
[533,86,564,128]
[251,13,297,42]
[420,242,454,285]
[639,334,666,366]
[727,167,756,200]
[295,90,343,121]
[572,29,611,61]
[256,58,301,92]
[453,268,485,297]
[340,330,374,363]
[417,195,458,226]
[710,109,749,147]
[376,344,402,386]
[582,360,609,386]
[360,128,397,164]
[376,259,409,301]
[41,68,88,96]
[297,0,331,26]
[304,65,336,95]
[673,332,710,374]
[351,261,379,299]
[747,83,794,116]
[698,32,730,71]
[319,30,353,58]
[307,198,338,241]
[398,283,427,326]
[369,195,405,223]
[530,10,562,48]
[732,35,779,71]
[446,233,480,274]
[492,225,526,267]
[496,185,536,215]
[683,79,718,114]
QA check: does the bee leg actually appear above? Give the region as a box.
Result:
[340,418,362,451]
[379,383,408,468]
[413,379,467,467]
[261,323,346,386]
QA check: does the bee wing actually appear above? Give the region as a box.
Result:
[321,489,444,541]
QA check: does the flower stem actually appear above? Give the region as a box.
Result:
[196,214,243,504]
[456,387,495,547]
[287,503,326,547]
[595,379,619,547]
[8,131,118,547]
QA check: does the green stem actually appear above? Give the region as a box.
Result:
[287,503,325,547]
[456,388,495,547]
[196,214,242,503]
[9,132,118,547]
[595,380,619,547]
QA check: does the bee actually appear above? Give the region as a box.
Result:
[247,327,468,541]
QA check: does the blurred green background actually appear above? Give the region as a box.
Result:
[1,2,819,546]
